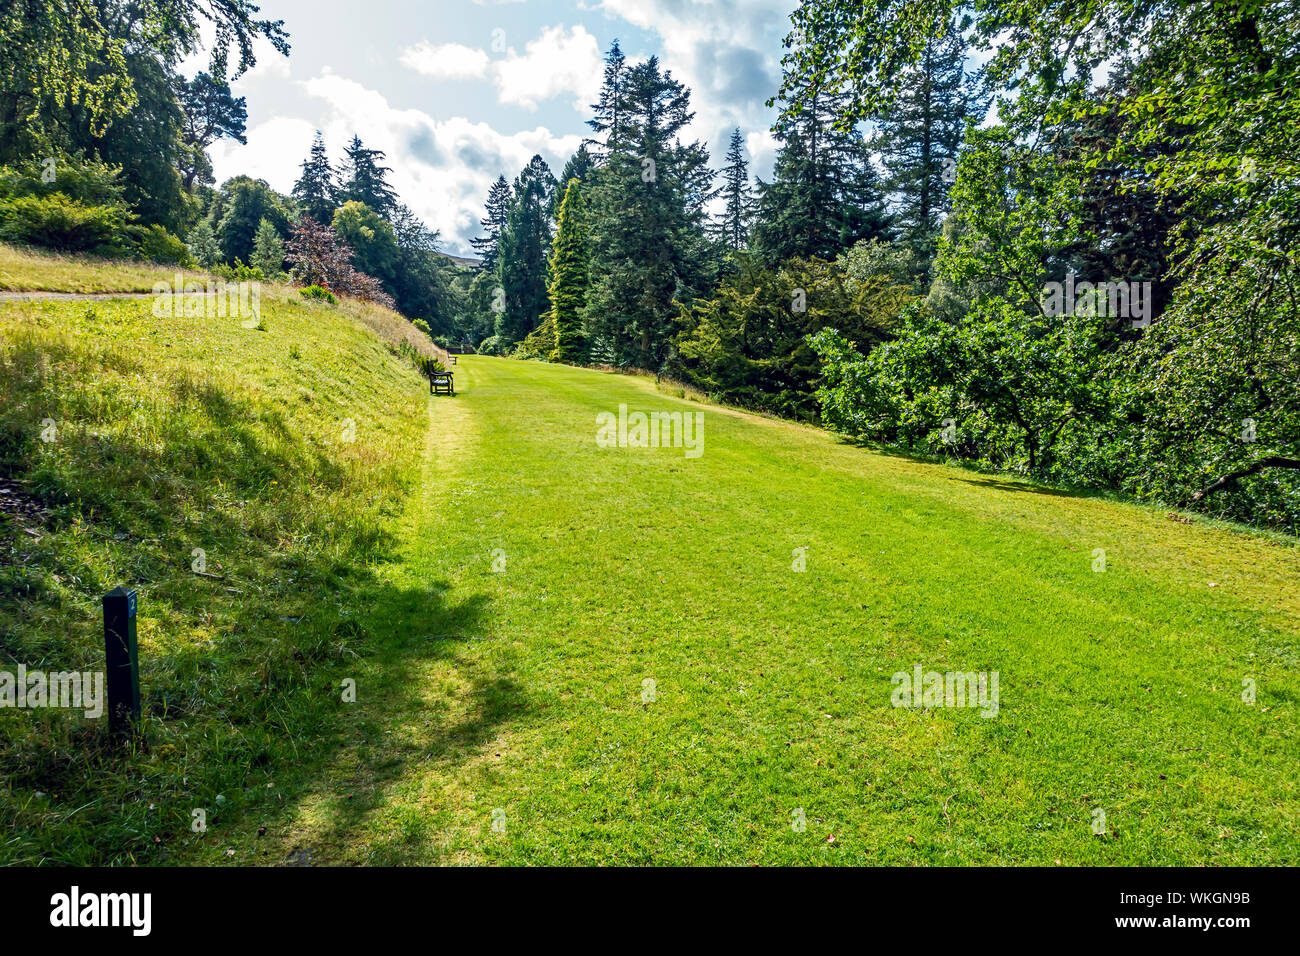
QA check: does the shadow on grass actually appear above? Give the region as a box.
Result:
[0,337,521,865]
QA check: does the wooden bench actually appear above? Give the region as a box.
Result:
[429,370,454,395]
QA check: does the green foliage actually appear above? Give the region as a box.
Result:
[752,80,891,267]
[338,135,398,220]
[545,179,590,363]
[299,284,337,303]
[185,217,221,268]
[215,176,292,266]
[0,193,129,255]
[292,131,337,224]
[134,223,191,265]
[677,248,918,419]
[496,155,557,344]
[250,217,286,276]
[581,50,714,369]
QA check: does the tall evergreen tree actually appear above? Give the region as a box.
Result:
[546,179,590,363]
[714,128,755,251]
[873,21,990,260]
[470,175,511,271]
[293,131,337,224]
[752,80,890,266]
[581,51,713,369]
[338,134,398,218]
[550,144,595,219]
[585,41,630,158]
[496,155,557,343]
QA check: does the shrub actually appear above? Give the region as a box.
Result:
[299,285,336,304]
[412,318,432,337]
[0,192,129,254]
[0,153,133,254]
[134,223,191,265]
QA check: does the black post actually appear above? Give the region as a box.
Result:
[102,586,140,736]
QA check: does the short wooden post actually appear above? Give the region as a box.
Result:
[102,586,141,736]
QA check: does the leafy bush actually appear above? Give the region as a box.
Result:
[0,193,129,254]
[411,318,432,337]
[133,223,191,265]
[299,284,336,303]
[475,334,508,356]
[0,153,133,254]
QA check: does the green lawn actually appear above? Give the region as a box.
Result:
[237,356,1300,866]
[3,290,1297,865]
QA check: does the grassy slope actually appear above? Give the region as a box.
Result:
[0,243,214,293]
[2,248,1296,865]
[0,277,437,864]
[233,357,1298,866]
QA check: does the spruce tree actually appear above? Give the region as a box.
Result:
[751,81,890,266]
[581,51,713,369]
[470,175,511,271]
[250,217,285,275]
[715,128,755,251]
[338,134,398,219]
[496,155,557,343]
[873,21,990,261]
[546,179,590,363]
[550,145,595,220]
[293,131,337,224]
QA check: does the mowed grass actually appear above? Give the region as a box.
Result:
[2,264,1297,867]
[224,356,1299,867]
[0,242,214,293]
[0,283,437,864]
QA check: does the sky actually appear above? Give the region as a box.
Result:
[197,0,798,257]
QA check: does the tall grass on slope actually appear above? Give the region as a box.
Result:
[0,286,430,864]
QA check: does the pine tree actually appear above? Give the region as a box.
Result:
[550,145,595,220]
[338,134,398,219]
[250,217,285,275]
[470,175,511,271]
[546,179,590,363]
[586,41,630,158]
[496,155,557,343]
[293,131,337,224]
[581,52,713,369]
[186,218,221,267]
[714,128,755,251]
[752,81,891,266]
[873,21,990,261]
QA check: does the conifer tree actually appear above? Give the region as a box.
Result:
[496,155,557,343]
[471,175,511,271]
[292,131,337,224]
[338,134,398,219]
[546,179,590,363]
[873,21,990,260]
[715,128,755,252]
[581,50,713,369]
[752,81,890,266]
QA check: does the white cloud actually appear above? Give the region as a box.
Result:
[597,0,792,175]
[401,25,603,113]
[399,41,491,80]
[212,71,581,254]
[209,116,316,195]
[491,25,604,111]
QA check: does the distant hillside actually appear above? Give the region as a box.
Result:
[439,251,481,270]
